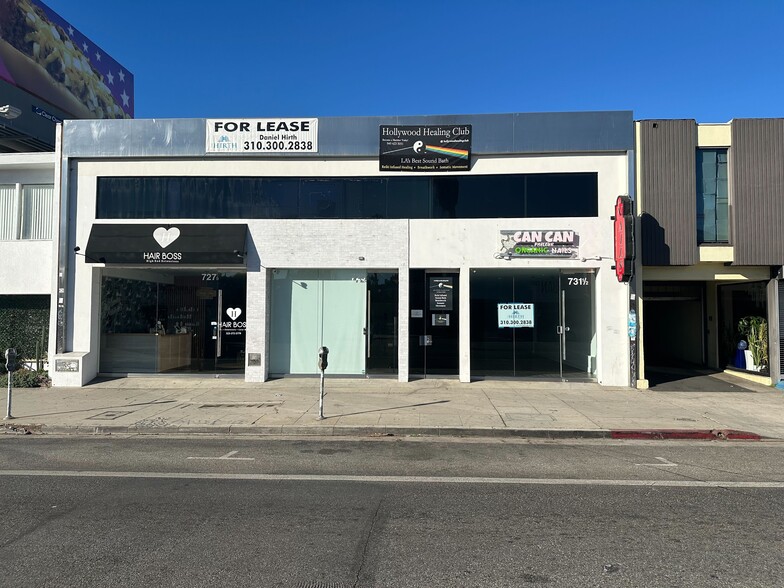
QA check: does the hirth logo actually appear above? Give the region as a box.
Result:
[226,308,242,320]
[153,227,180,249]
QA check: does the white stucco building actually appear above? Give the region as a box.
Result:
[47,112,635,387]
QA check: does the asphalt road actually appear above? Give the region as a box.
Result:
[1,436,782,587]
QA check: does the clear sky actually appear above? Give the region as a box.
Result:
[44,0,784,122]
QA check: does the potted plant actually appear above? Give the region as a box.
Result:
[737,316,768,372]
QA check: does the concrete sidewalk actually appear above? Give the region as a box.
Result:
[2,372,784,439]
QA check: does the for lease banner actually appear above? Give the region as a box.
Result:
[206,119,318,153]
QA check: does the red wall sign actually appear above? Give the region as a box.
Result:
[613,196,634,282]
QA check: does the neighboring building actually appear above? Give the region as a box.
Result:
[0,151,56,364]
[0,0,134,153]
[635,119,783,387]
[0,0,133,370]
[49,112,636,387]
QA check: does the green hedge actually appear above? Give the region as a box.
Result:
[0,369,50,388]
[0,295,50,372]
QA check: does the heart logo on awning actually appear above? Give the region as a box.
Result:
[226,307,242,320]
[153,227,180,249]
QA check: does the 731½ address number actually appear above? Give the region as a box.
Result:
[243,140,314,151]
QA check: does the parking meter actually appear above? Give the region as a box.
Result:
[318,346,329,372]
[5,348,17,372]
[317,346,329,420]
[4,348,16,420]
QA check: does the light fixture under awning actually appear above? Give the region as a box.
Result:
[84,224,248,265]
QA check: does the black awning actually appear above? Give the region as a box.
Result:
[84,224,248,265]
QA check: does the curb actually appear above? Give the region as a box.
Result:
[611,429,765,441]
[2,423,770,440]
[6,422,614,439]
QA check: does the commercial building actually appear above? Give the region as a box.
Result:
[0,0,134,153]
[0,151,56,366]
[0,0,132,370]
[635,119,783,387]
[49,112,636,386]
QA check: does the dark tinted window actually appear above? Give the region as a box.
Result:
[97,173,598,220]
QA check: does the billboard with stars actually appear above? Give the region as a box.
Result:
[0,0,133,119]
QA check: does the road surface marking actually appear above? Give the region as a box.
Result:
[187,450,255,461]
[0,470,782,488]
[635,457,678,467]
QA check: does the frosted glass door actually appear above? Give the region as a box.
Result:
[321,270,367,374]
[270,269,320,374]
[270,269,367,375]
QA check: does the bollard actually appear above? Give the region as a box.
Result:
[317,346,329,420]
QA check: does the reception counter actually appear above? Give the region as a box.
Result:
[100,333,193,373]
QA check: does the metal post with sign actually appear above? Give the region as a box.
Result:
[317,347,329,420]
[4,348,17,420]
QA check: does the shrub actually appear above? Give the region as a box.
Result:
[0,369,50,388]
[738,316,768,369]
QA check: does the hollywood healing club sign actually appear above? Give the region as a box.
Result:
[499,230,580,258]
[379,125,471,171]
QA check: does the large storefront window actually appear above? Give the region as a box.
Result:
[718,281,768,374]
[100,270,246,373]
[269,270,398,376]
[97,174,598,220]
[470,269,596,380]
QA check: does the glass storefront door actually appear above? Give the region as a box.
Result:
[409,270,460,377]
[269,270,399,376]
[470,269,596,380]
[99,270,247,374]
[559,271,597,378]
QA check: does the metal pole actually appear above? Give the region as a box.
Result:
[318,370,325,420]
[4,371,12,420]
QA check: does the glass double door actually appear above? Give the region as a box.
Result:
[269,270,398,375]
[470,269,596,380]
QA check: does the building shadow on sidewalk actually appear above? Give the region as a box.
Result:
[646,366,753,392]
[20,400,177,418]
[324,399,450,419]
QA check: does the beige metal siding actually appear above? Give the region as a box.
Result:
[732,119,784,265]
[639,120,698,266]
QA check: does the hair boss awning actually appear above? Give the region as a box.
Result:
[83,224,248,265]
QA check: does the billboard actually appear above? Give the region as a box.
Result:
[0,0,133,119]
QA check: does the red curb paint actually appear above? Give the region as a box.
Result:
[611,429,762,441]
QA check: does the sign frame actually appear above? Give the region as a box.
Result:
[497,303,535,328]
[379,125,471,172]
[206,118,319,154]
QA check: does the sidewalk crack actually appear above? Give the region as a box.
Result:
[353,497,383,587]
[483,389,508,427]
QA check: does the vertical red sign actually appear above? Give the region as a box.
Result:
[613,196,634,282]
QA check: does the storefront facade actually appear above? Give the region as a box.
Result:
[50,112,635,387]
[635,119,783,387]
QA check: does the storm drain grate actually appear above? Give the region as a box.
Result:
[295,583,351,588]
[87,410,134,421]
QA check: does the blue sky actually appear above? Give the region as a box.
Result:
[44,0,784,122]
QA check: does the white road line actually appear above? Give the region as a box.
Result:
[187,450,255,461]
[635,457,678,467]
[0,470,782,488]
